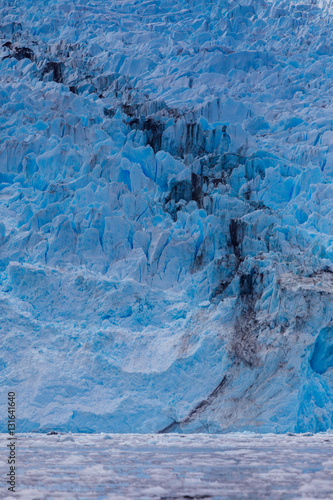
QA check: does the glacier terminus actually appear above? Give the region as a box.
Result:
[1,0,333,436]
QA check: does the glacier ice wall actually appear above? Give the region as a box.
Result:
[1,0,333,433]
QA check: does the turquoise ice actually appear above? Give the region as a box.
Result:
[1,0,333,433]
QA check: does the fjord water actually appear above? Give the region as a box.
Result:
[1,433,333,499]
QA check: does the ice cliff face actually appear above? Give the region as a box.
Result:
[1,0,333,433]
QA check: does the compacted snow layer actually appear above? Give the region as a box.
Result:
[1,0,333,432]
[1,433,333,499]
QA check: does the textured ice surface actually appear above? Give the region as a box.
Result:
[1,0,333,433]
[1,433,333,499]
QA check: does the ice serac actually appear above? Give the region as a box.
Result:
[1,0,333,433]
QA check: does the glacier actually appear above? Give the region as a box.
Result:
[1,0,333,434]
